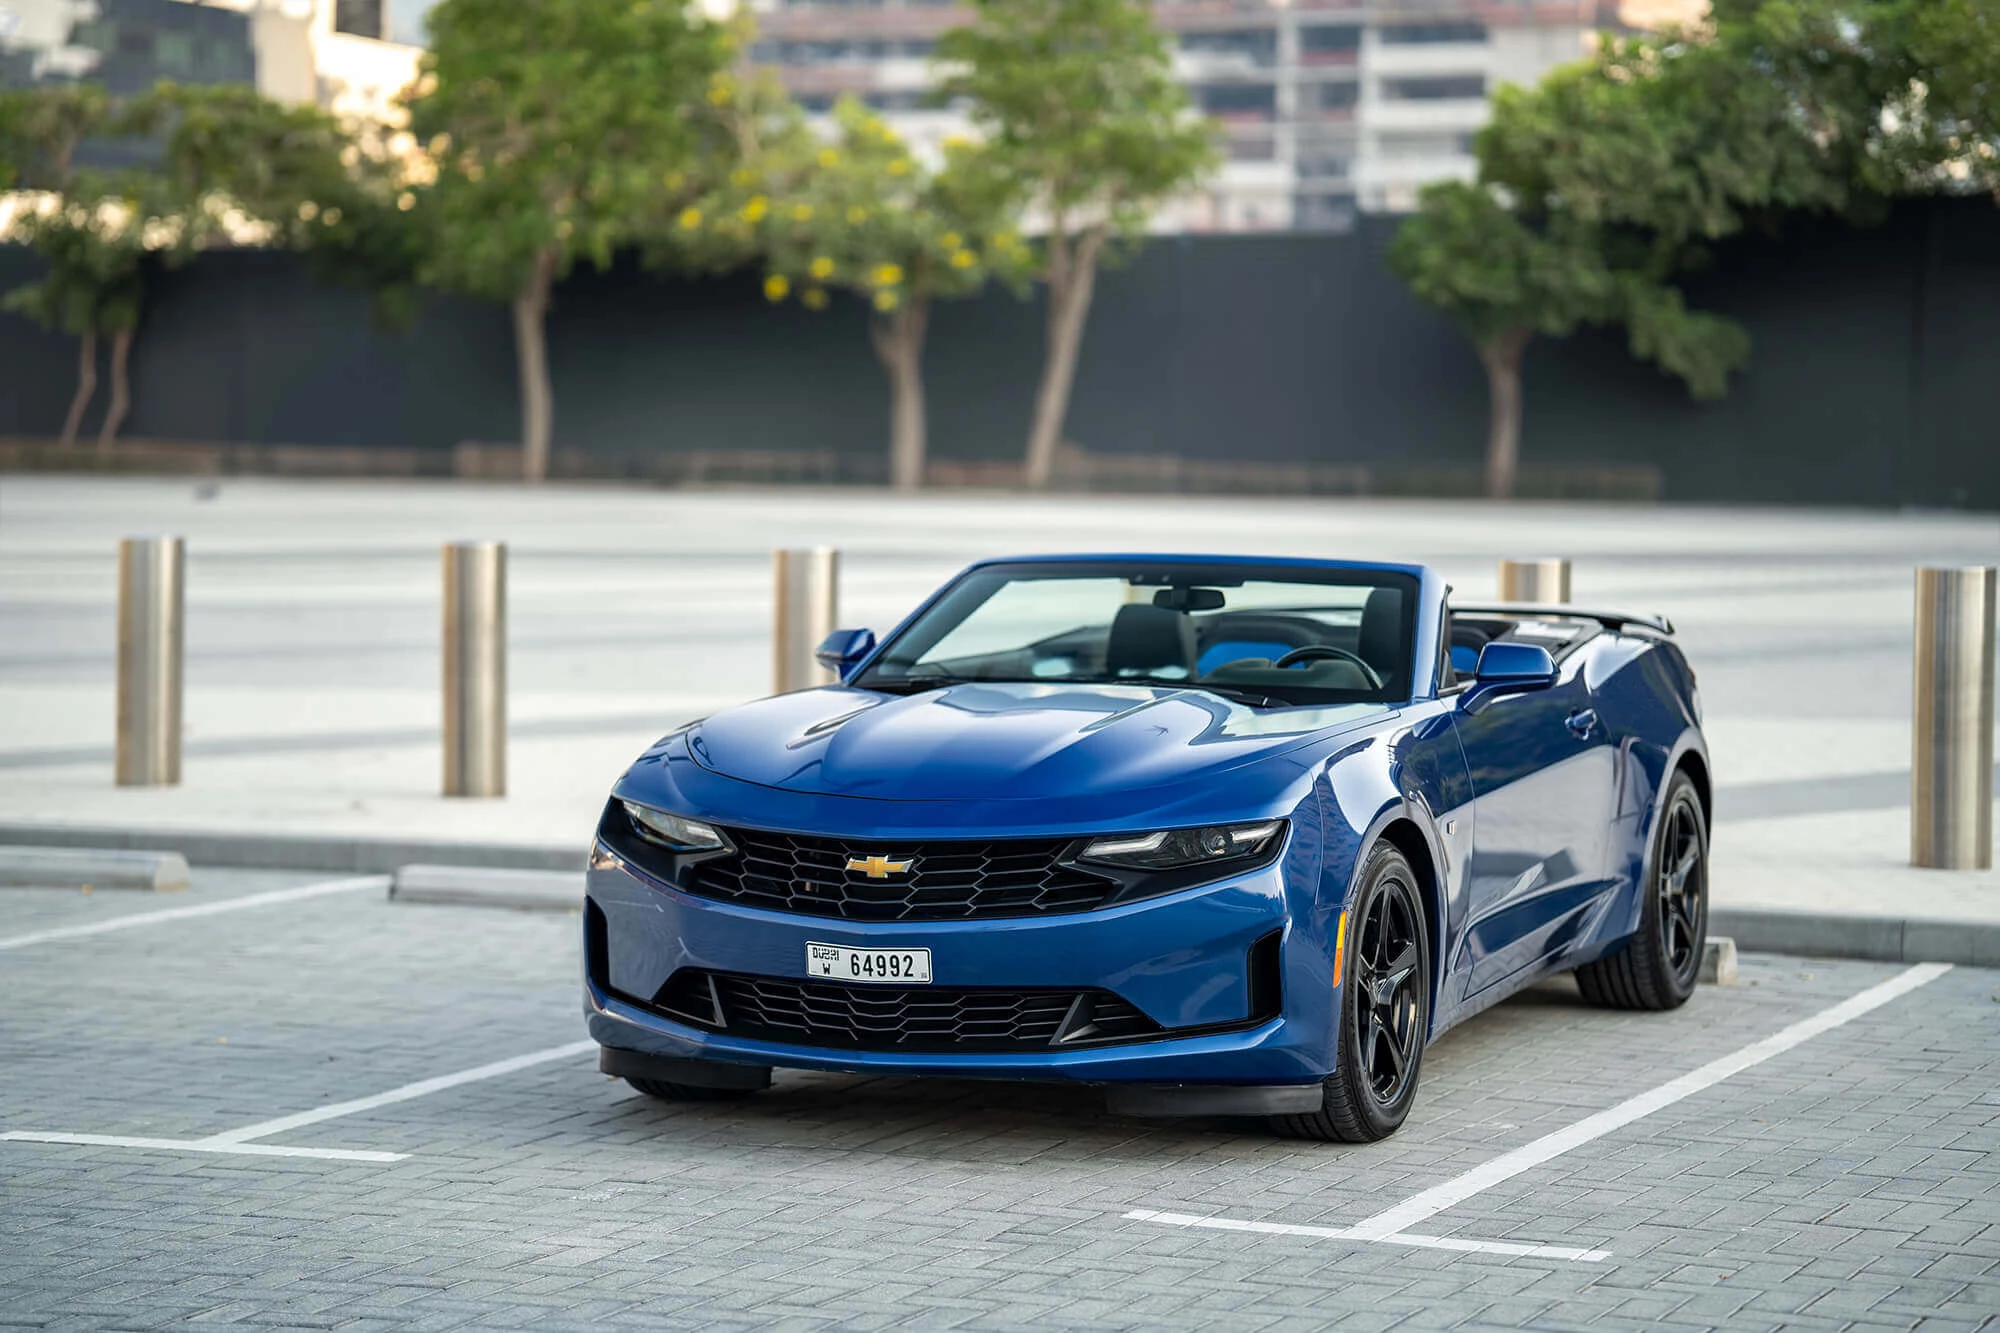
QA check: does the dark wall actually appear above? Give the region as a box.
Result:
[2,197,1995,507]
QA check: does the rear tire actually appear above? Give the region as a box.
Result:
[1273,843,1431,1143]
[1576,771,1708,1011]
[624,1076,760,1102]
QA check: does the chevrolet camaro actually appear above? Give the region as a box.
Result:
[584,555,1710,1141]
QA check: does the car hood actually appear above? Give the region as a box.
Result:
[684,681,1392,801]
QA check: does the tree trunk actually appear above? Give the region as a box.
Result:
[98,325,135,450]
[869,294,930,491]
[512,246,559,484]
[60,331,97,449]
[1478,327,1532,501]
[1023,226,1107,490]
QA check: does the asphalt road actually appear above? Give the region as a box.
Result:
[3,869,1996,1330]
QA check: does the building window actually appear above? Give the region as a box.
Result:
[1179,29,1277,68]
[1195,82,1276,119]
[1379,131,1477,158]
[1294,193,1356,233]
[1382,75,1486,101]
[1299,25,1361,57]
[1379,21,1488,45]
[334,0,385,40]
[1308,80,1358,113]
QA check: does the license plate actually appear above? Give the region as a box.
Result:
[807,942,932,985]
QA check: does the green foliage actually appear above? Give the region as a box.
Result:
[692,96,1030,313]
[408,0,737,303]
[936,0,1217,238]
[1479,32,1852,249]
[0,83,112,191]
[1,178,162,338]
[1388,181,1620,352]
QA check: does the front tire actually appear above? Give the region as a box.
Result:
[1576,770,1708,1011]
[1274,843,1431,1143]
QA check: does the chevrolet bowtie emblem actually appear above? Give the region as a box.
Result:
[847,854,913,879]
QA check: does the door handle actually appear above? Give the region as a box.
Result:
[1565,708,1598,739]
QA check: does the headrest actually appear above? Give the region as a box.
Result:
[1358,587,1404,677]
[1106,603,1197,678]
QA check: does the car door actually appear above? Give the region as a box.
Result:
[1449,642,1620,1002]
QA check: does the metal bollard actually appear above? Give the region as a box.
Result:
[1498,558,1571,604]
[1911,566,1994,870]
[442,541,507,798]
[115,536,184,786]
[772,547,839,693]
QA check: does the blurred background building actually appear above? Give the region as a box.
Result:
[2,0,1706,226]
[0,0,420,123]
[738,1,1707,232]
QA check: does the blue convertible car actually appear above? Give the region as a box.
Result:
[585,555,1710,1141]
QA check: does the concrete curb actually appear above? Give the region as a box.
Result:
[390,864,583,912]
[0,846,191,892]
[1710,907,2000,968]
[0,822,582,875]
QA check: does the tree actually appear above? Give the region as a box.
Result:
[3,182,164,447]
[2,82,382,449]
[937,0,1216,488]
[1390,182,1754,500]
[408,0,735,482]
[1390,10,1872,498]
[694,96,1028,488]
[0,87,175,448]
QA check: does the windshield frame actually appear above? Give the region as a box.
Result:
[854,558,1424,707]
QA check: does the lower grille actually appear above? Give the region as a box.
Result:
[647,968,1163,1053]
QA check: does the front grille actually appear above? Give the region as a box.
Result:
[680,828,1118,922]
[649,968,1162,1052]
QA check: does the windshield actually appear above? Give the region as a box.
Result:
[856,561,1419,706]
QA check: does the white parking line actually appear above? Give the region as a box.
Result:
[1123,1210,1609,1262]
[198,1039,599,1146]
[1127,961,1952,1262]
[0,1133,405,1163]
[1,1038,599,1163]
[0,875,389,950]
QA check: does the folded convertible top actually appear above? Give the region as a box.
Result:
[1450,602,1676,636]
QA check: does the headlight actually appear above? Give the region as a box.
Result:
[1080,819,1285,870]
[620,801,726,851]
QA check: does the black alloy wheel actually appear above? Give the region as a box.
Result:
[1352,870,1427,1103]
[1576,770,1708,1011]
[1275,842,1432,1143]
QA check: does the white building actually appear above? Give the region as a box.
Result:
[738,0,1694,230]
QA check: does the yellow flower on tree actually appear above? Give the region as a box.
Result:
[940,231,962,250]
[730,168,755,188]
[678,207,702,230]
[818,147,840,168]
[887,158,910,176]
[809,256,835,280]
[949,248,976,269]
[742,195,769,223]
[872,263,904,287]
[764,274,790,302]
[791,203,814,222]
[802,287,829,310]
[873,289,900,312]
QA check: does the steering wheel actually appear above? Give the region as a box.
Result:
[1271,644,1383,688]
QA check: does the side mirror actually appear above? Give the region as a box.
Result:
[814,628,876,680]
[1471,642,1558,694]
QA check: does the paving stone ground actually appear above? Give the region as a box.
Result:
[2,869,1997,1331]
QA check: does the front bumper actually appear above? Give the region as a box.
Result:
[583,839,1338,1088]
